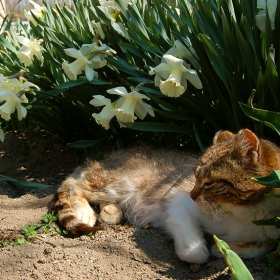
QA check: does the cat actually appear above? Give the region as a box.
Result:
[51,128,280,264]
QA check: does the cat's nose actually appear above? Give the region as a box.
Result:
[190,186,200,200]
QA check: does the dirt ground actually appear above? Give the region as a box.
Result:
[0,129,279,280]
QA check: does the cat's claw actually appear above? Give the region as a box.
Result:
[75,206,97,227]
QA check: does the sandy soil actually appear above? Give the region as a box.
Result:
[0,129,279,280]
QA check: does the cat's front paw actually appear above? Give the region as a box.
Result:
[98,204,123,225]
[175,242,210,264]
[74,204,97,227]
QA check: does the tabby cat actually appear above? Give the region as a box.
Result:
[52,129,280,264]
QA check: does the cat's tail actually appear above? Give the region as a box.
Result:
[51,177,103,235]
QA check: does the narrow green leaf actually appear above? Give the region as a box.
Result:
[213,235,254,280]
[239,102,280,135]
[67,140,100,148]
[193,123,205,152]
[56,79,89,89]
[13,181,52,189]
[253,217,280,227]
[199,34,228,84]
[124,122,193,134]
[234,19,259,80]
[265,191,280,198]
[0,174,17,182]
[253,170,280,188]
[106,57,139,76]
[0,174,52,189]
[154,109,197,121]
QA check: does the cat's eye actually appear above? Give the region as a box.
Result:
[203,181,214,189]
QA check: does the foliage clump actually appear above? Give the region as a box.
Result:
[0,0,279,149]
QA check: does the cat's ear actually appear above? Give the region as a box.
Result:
[213,130,234,144]
[233,129,260,167]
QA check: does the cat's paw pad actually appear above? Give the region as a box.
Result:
[75,205,97,227]
[176,242,210,264]
[98,204,122,225]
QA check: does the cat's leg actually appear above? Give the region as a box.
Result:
[70,195,98,227]
[165,192,209,264]
[211,241,275,259]
[98,202,123,224]
[69,172,99,227]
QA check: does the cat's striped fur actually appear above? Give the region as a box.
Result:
[51,129,280,263]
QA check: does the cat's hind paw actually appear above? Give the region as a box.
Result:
[98,203,123,225]
[176,242,210,264]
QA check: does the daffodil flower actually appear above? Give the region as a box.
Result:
[0,91,27,121]
[90,95,116,129]
[16,36,44,66]
[97,6,127,37]
[166,40,200,70]
[24,0,45,26]
[80,43,117,69]
[0,74,38,123]
[107,87,155,124]
[150,54,202,98]
[62,48,96,81]
[7,77,39,103]
[0,74,13,91]
[256,0,277,32]
[99,0,134,11]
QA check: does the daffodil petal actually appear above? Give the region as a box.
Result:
[107,87,129,96]
[134,101,148,120]
[93,105,115,130]
[143,103,155,117]
[90,95,112,107]
[64,48,83,59]
[159,80,185,97]
[184,71,203,89]
[85,65,95,81]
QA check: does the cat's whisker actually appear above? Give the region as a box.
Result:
[206,202,220,221]
[209,201,227,221]
[200,199,226,222]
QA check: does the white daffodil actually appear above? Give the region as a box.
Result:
[97,6,127,37]
[150,54,202,98]
[80,43,116,69]
[166,40,200,70]
[62,48,96,81]
[99,0,134,12]
[16,36,43,66]
[256,0,277,32]
[0,128,4,142]
[0,91,27,121]
[0,74,38,123]
[0,74,13,92]
[7,77,39,103]
[90,95,116,129]
[24,0,45,26]
[107,87,154,124]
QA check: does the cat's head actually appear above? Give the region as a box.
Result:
[190,129,277,215]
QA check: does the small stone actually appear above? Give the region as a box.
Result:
[142,224,150,229]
